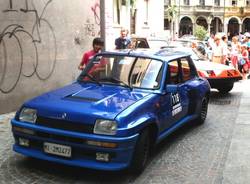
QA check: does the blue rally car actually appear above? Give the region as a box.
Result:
[11,49,210,173]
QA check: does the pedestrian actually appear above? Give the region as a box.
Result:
[230,36,241,69]
[207,33,215,61]
[239,44,249,79]
[207,33,215,49]
[211,36,226,64]
[78,37,104,70]
[221,35,230,65]
[115,28,131,49]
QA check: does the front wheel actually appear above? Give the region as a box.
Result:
[130,128,151,174]
[196,96,209,125]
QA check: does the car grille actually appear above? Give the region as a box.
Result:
[36,116,93,134]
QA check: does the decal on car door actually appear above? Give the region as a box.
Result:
[171,92,182,116]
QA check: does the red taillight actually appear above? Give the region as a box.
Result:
[198,71,206,77]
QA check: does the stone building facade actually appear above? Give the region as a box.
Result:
[164,0,250,38]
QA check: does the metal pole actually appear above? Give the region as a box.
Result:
[178,0,180,37]
[223,0,225,33]
[100,0,106,51]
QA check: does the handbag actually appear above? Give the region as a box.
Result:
[238,55,246,65]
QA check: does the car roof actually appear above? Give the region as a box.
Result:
[98,49,190,62]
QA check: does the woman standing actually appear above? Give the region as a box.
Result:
[240,44,249,79]
[230,36,241,69]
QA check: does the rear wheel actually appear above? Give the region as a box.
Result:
[217,83,234,94]
[196,96,209,125]
[130,128,151,174]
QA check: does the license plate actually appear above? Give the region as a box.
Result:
[43,142,72,158]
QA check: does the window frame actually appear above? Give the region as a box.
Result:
[113,0,121,24]
[214,0,220,6]
[199,0,205,6]
[232,0,237,6]
[184,0,190,6]
[166,56,198,85]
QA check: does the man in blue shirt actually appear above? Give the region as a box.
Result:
[115,28,131,49]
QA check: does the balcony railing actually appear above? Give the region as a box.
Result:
[245,6,250,13]
[180,5,194,12]
[194,5,213,12]
[213,7,225,13]
[225,7,240,13]
[179,5,224,15]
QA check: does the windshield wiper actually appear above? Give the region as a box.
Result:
[78,73,102,86]
[100,77,132,90]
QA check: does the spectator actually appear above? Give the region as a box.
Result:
[207,33,215,61]
[78,37,104,70]
[221,35,230,65]
[212,36,226,64]
[115,28,131,49]
[239,44,249,79]
[230,36,241,69]
[207,33,215,49]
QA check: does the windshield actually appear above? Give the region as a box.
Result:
[78,55,163,90]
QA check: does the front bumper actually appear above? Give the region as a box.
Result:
[11,119,139,171]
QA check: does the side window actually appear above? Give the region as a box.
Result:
[136,40,149,48]
[167,60,180,84]
[180,58,192,82]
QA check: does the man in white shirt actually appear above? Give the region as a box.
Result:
[221,35,229,65]
[207,34,215,61]
[212,36,226,64]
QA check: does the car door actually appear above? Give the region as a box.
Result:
[177,57,193,117]
[158,59,185,132]
[162,57,199,130]
[180,56,205,115]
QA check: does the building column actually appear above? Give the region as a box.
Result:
[215,18,219,33]
[224,23,228,36]
[175,20,179,39]
[192,23,195,35]
[239,23,242,33]
[208,24,211,35]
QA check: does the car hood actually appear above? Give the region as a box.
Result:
[26,82,149,122]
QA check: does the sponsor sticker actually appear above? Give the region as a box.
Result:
[171,93,182,116]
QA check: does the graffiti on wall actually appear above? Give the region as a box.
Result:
[91,2,100,26]
[84,19,96,37]
[75,1,100,45]
[0,0,57,94]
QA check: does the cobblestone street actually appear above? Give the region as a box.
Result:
[0,81,247,184]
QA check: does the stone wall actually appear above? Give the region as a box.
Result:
[0,0,100,113]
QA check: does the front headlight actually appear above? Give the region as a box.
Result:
[94,119,117,135]
[19,108,37,123]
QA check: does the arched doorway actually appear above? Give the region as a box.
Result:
[228,17,239,39]
[210,17,223,34]
[196,17,208,30]
[179,17,193,37]
[242,18,250,32]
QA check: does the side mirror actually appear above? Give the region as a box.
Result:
[92,56,102,64]
[165,84,178,93]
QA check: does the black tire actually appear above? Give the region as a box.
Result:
[217,83,234,94]
[196,96,209,125]
[130,128,151,174]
